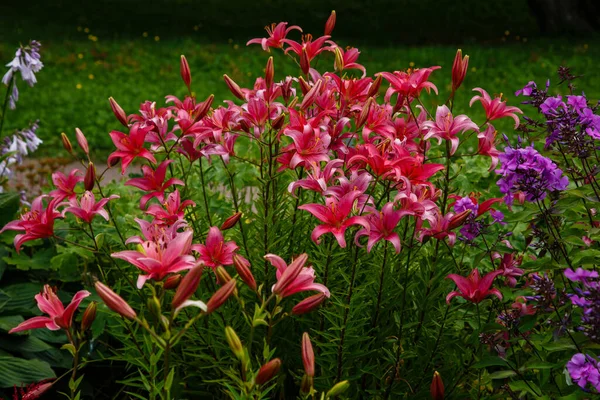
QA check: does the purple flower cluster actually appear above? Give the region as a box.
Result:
[567,353,600,392]
[525,272,557,311]
[2,40,43,109]
[0,121,42,190]
[452,197,504,241]
[496,143,569,205]
[565,268,600,343]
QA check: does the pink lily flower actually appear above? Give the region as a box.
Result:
[112,229,196,288]
[1,196,61,252]
[469,88,523,128]
[380,66,441,101]
[63,191,119,223]
[281,116,332,169]
[145,189,196,225]
[247,22,302,51]
[446,269,503,304]
[282,34,332,63]
[49,169,83,201]
[355,203,406,253]
[422,105,478,155]
[493,251,524,287]
[125,160,184,209]
[332,46,366,77]
[265,253,329,298]
[477,124,500,171]
[9,285,90,333]
[417,209,471,246]
[298,190,369,248]
[191,226,246,269]
[512,296,536,316]
[325,171,373,210]
[288,159,344,195]
[107,123,156,174]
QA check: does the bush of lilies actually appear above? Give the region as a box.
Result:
[1,11,600,400]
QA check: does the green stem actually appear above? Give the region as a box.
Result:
[198,157,212,226]
[0,75,14,140]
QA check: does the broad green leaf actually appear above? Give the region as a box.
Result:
[0,356,55,387]
[1,283,41,312]
[488,370,517,379]
[0,192,21,227]
[0,335,52,353]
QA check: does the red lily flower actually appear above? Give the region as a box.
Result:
[49,169,83,201]
[325,171,373,210]
[191,226,246,269]
[282,34,332,64]
[422,105,478,155]
[380,66,441,101]
[298,190,369,248]
[288,159,343,195]
[477,124,500,171]
[247,22,302,51]
[125,160,184,209]
[146,189,196,225]
[1,196,61,252]
[332,46,366,77]
[446,269,503,304]
[492,249,524,287]
[107,123,156,174]
[469,88,523,128]
[265,253,330,298]
[417,209,471,246]
[9,285,90,333]
[355,203,407,253]
[63,191,119,223]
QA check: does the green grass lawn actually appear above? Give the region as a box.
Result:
[2,34,600,157]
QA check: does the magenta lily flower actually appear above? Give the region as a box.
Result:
[298,190,369,248]
[422,105,478,155]
[145,189,196,225]
[9,285,90,333]
[380,66,440,101]
[333,46,366,77]
[469,88,523,128]
[191,226,245,269]
[125,160,184,209]
[493,252,524,287]
[288,159,343,195]
[112,229,196,288]
[247,22,302,51]
[0,196,61,252]
[281,114,332,169]
[446,269,503,304]
[49,169,83,201]
[282,34,332,63]
[63,191,119,223]
[477,124,500,171]
[355,203,406,253]
[107,123,156,174]
[265,253,329,298]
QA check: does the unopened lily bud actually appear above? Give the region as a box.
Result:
[180,55,192,91]
[147,295,162,318]
[95,281,137,320]
[326,380,350,397]
[109,97,128,127]
[451,49,469,92]
[300,80,322,110]
[449,209,472,230]
[271,253,307,296]
[301,332,315,377]
[225,326,244,360]
[265,57,274,90]
[61,133,73,154]
[81,301,97,331]
[334,46,344,72]
[233,254,256,291]
[75,128,90,155]
[297,76,311,95]
[281,77,294,103]
[300,48,310,75]
[271,113,285,130]
[367,74,383,98]
[84,162,96,191]
[221,212,242,230]
[196,94,214,120]
[324,10,336,36]
[223,74,246,100]
[108,156,120,168]
[356,97,373,128]
[292,293,327,315]
[215,265,233,286]
[255,358,281,385]
[430,371,444,400]
[206,279,236,314]
[22,380,53,400]
[172,264,203,310]
[164,274,182,290]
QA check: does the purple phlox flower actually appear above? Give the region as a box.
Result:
[515,81,537,97]
[566,353,600,391]
[567,95,588,112]
[565,268,599,284]
[540,96,566,116]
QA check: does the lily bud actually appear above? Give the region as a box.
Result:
[223,74,246,101]
[221,212,242,230]
[265,57,274,91]
[334,46,344,72]
[255,358,281,385]
[271,113,285,130]
[206,279,236,314]
[108,97,128,127]
[281,77,294,103]
[147,295,162,318]
[292,293,326,315]
[367,74,383,98]
[75,128,90,155]
[233,254,256,291]
[81,301,97,332]
[301,332,315,377]
[300,80,322,110]
[22,380,53,400]
[172,264,203,310]
[164,274,182,290]
[356,97,373,128]
[430,371,444,400]
[215,265,233,285]
[108,156,120,168]
[449,209,472,230]
[271,253,308,296]
[239,118,251,133]
[84,162,96,191]
[300,48,310,75]
[300,374,313,394]
[326,380,350,397]
[297,76,311,95]
[180,55,192,91]
[225,326,244,360]
[451,49,469,92]
[324,10,336,36]
[196,94,214,120]
[61,133,73,154]
[94,281,137,320]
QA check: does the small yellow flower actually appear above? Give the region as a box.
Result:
[154,36,160,42]
[504,30,510,36]
[409,61,415,67]
[143,32,148,37]
[233,44,239,50]
[84,27,90,33]
[471,67,477,72]
[76,83,82,89]
[78,53,84,59]
[193,25,199,31]
[88,74,94,80]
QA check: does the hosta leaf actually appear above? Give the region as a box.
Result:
[0,356,55,387]
[0,192,21,227]
[0,315,23,332]
[1,283,41,312]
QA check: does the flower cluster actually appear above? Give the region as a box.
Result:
[0,121,42,190]
[565,268,600,343]
[2,40,43,109]
[567,353,600,392]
